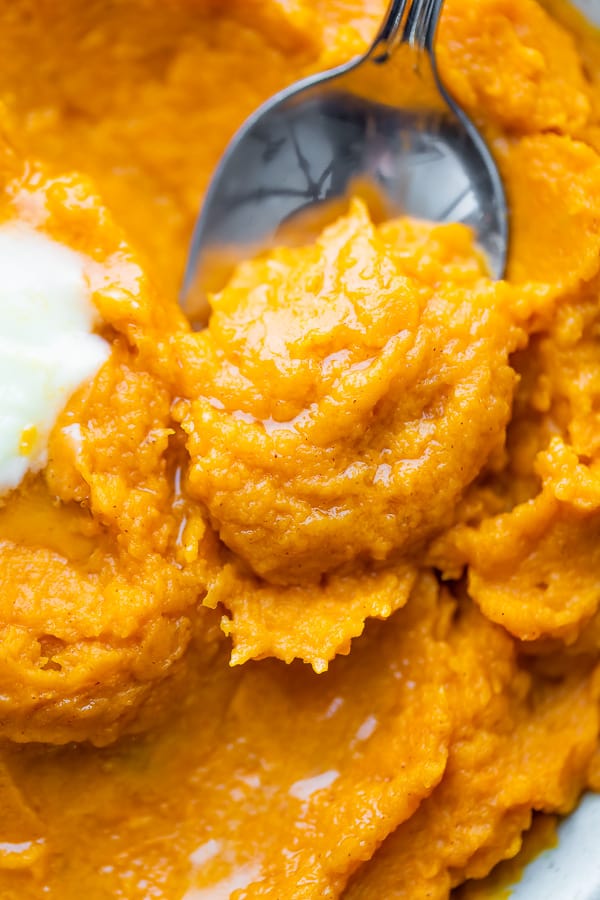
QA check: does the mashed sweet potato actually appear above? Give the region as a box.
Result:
[1,0,600,898]
[0,151,225,745]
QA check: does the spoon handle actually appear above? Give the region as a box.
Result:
[372,0,444,60]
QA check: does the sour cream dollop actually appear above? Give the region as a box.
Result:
[0,224,110,496]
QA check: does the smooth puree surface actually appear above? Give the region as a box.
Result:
[1,1,600,898]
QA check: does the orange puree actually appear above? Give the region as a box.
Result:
[175,205,523,584]
[1,0,600,898]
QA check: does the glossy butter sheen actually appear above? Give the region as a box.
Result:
[0,224,109,495]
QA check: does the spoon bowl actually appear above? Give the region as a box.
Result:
[182,0,508,321]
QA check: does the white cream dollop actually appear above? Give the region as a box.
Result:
[0,223,110,497]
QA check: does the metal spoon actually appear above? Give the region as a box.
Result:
[182,0,508,322]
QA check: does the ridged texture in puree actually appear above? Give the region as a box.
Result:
[175,203,523,584]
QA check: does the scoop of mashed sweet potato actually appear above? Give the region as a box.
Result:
[175,201,525,585]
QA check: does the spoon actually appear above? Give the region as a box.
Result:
[182,0,508,322]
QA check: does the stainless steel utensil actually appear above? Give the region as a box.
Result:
[182,0,508,321]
